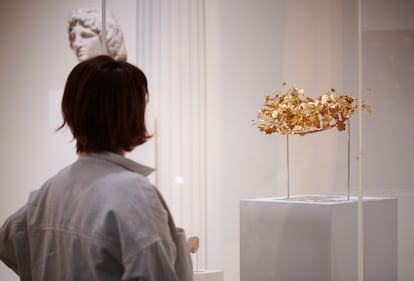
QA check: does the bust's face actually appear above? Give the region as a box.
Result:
[69,22,102,62]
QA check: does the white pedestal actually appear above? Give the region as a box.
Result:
[240,195,397,281]
[193,269,224,281]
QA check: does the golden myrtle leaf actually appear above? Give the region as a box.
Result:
[362,104,372,113]
[336,120,346,131]
[363,88,371,94]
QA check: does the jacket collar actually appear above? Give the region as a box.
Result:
[79,152,155,177]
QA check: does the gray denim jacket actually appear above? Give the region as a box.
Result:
[0,152,193,281]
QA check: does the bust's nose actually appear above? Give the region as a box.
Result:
[71,36,83,50]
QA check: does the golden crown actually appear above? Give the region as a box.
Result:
[253,83,371,136]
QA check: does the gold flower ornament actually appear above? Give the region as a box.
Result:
[253,83,371,136]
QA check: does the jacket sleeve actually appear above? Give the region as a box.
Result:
[122,232,193,281]
[116,185,193,281]
[0,205,29,276]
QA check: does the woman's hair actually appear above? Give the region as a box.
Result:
[68,7,127,61]
[59,55,151,154]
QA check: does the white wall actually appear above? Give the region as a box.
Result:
[205,0,359,280]
[134,0,209,268]
[205,0,414,280]
[361,1,414,280]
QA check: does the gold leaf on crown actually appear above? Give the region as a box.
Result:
[252,83,371,136]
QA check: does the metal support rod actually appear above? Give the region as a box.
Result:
[286,134,290,199]
[196,251,199,272]
[347,120,351,200]
[154,118,159,188]
[101,0,108,54]
[357,0,364,279]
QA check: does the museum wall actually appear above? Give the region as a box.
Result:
[205,0,359,280]
[361,1,414,279]
[204,0,414,280]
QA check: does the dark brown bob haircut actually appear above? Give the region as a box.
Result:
[59,55,151,154]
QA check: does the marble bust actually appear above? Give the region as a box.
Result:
[68,7,127,62]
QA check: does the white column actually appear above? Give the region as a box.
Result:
[136,0,207,268]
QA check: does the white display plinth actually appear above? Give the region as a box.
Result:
[240,195,397,281]
[193,269,224,281]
